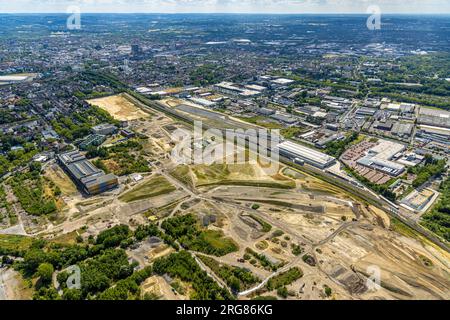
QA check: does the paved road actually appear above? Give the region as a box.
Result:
[313,221,360,248]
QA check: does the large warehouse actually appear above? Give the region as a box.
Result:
[356,140,406,177]
[57,150,118,195]
[357,157,405,177]
[418,108,450,129]
[277,141,336,169]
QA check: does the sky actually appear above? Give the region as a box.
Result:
[1,0,450,14]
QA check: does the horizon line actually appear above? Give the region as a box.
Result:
[1,12,450,15]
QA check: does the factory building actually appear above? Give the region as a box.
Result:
[357,157,405,176]
[214,82,261,97]
[57,150,118,195]
[355,107,377,117]
[270,78,295,87]
[375,121,394,131]
[391,122,414,139]
[417,125,450,146]
[256,107,276,116]
[418,108,450,129]
[277,140,336,169]
[270,113,298,125]
[315,133,345,149]
[0,74,37,85]
[356,140,406,177]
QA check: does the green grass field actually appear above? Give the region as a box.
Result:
[266,267,303,290]
[199,230,239,254]
[198,180,296,189]
[0,234,33,252]
[237,116,283,129]
[119,175,176,203]
[192,164,296,189]
[170,165,193,187]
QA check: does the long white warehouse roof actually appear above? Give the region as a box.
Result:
[277,141,335,165]
[0,75,29,81]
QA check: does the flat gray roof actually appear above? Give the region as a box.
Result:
[67,160,102,180]
[277,141,335,165]
[82,173,118,188]
[58,151,86,165]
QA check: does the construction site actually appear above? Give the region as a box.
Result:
[1,95,449,301]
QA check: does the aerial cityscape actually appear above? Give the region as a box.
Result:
[0,1,449,305]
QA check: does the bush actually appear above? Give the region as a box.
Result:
[421,178,450,241]
[266,267,303,291]
[277,287,288,298]
[162,214,238,256]
[324,285,332,297]
[9,172,57,216]
[153,251,232,300]
[37,263,54,286]
[198,255,259,293]
[96,225,131,248]
[272,230,284,238]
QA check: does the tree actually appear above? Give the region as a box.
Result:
[324,285,332,297]
[29,161,42,173]
[33,287,60,300]
[96,225,131,248]
[277,286,288,298]
[57,271,70,289]
[1,255,13,266]
[23,249,47,275]
[229,276,241,292]
[63,288,83,300]
[37,263,54,287]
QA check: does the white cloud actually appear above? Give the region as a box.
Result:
[0,0,449,13]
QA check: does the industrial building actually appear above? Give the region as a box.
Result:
[92,123,118,136]
[401,188,437,213]
[270,113,298,125]
[315,133,345,149]
[277,140,336,169]
[356,107,377,117]
[386,103,416,113]
[0,73,37,86]
[417,125,450,146]
[57,150,118,195]
[418,108,450,129]
[245,84,267,92]
[391,122,414,138]
[356,157,405,176]
[374,121,393,131]
[214,82,261,97]
[256,107,276,116]
[271,78,295,86]
[188,97,217,108]
[356,140,406,177]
